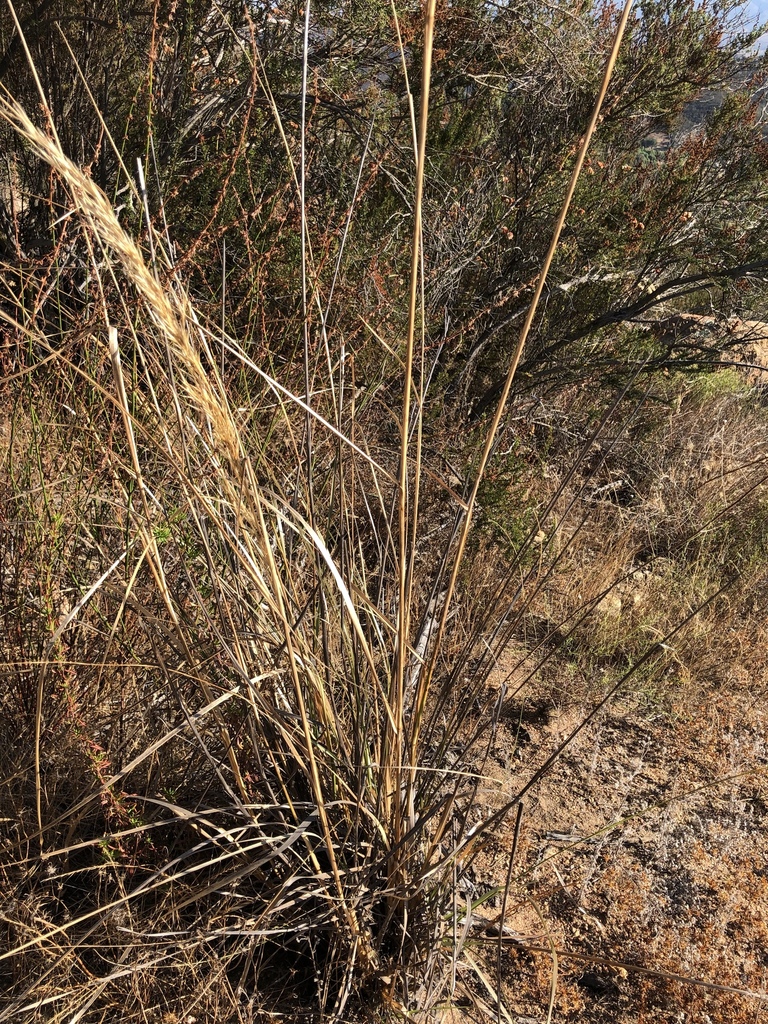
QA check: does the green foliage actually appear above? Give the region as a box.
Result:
[476,445,538,557]
[5,1,766,403]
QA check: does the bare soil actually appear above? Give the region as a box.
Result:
[443,646,768,1023]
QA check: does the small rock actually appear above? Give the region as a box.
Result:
[596,593,622,617]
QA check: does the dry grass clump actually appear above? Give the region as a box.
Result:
[2,4,768,1022]
[0,47,525,1014]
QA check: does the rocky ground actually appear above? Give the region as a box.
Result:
[438,578,768,1023]
[437,336,768,1024]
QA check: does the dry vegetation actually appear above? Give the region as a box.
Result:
[2,1,768,1022]
[448,374,768,1022]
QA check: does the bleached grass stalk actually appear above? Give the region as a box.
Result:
[391,0,438,850]
[408,0,637,762]
[0,95,240,462]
